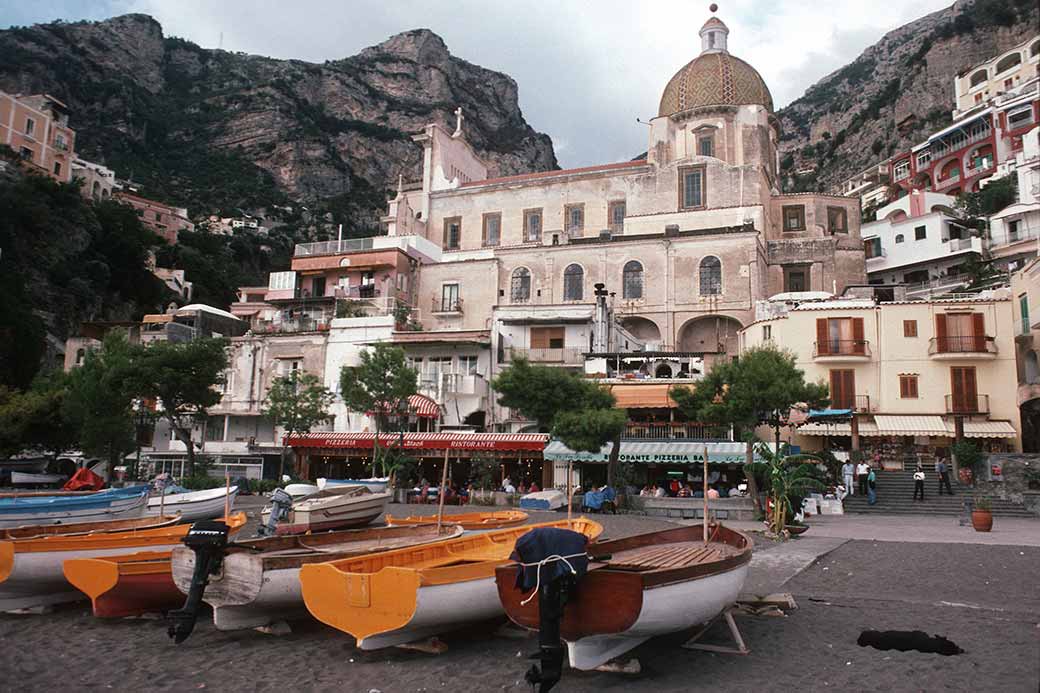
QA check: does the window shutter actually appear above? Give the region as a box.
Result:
[530,328,549,349]
[909,377,918,398]
[899,376,908,398]
[843,370,856,410]
[935,314,948,353]
[852,318,865,354]
[971,313,986,351]
[816,319,829,355]
[829,370,841,407]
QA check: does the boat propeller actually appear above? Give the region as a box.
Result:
[167,519,230,644]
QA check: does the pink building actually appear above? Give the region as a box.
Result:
[0,91,76,182]
[114,191,194,244]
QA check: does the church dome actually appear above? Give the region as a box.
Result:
[658,14,774,117]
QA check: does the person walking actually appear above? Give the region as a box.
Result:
[912,465,925,501]
[937,454,954,496]
[842,459,855,496]
[867,468,877,505]
[857,458,870,496]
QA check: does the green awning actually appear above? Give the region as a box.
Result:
[543,440,758,465]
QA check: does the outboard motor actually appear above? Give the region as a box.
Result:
[257,487,293,537]
[167,519,230,644]
[510,528,593,693]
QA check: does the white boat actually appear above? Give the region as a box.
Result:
[170,523,463,632]
[10,472,67,486]
[145,486,239,522]
[519,489,567,511]
[0,486,149,529]
[496,523,753,670]
[317,477,389,494]
[283,483,319,499]
[260,485,390,535]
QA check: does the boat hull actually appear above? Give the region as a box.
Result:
[319,478,389,494]
[0,489,148,529]
[385,510,528,531]
[10,472,66,486]
[146,486,238,522]
[262,490,389,535]
[62,552,182,617]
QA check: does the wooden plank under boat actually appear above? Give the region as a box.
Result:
[169,523,464,631]
[385,510,528,531]
[0,486,150,529]
[261,485,390,535]
[1,514,181,540]
[63,551,182,618]
[495,523,753,670]
[0,512,247,611]
[300,518,603,650]
[145,486,239,522]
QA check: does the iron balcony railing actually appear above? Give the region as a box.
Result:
[293,238,376,256]
[945,393,989,414]
[622,422,733,441]
[813,340,871,357]
[929,335,998,355]
[432,297,463,313]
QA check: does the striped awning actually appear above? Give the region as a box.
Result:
[948,420,1017,439]
[798,422,880,437]
[287,431,548,452]
[873,415,948,436]
[544,440,757,464]
[408,394,441,419]
[608,384,677,409]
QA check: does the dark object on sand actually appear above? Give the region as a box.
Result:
[857,630,963,656]
[785,524,809,535]
[167,520,230,644]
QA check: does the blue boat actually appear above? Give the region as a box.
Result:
[0,486,150,528]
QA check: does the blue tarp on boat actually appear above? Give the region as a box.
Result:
[0,485,148,514]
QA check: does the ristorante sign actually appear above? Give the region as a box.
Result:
[287,434,547,452]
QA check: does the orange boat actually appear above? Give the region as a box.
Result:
[63,551,182,617]
[0,514,180,541]
[384,510,528,530]
[0,512,247,610]
[301,517,602,650]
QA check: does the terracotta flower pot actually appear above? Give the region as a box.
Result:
[970,509,993,533]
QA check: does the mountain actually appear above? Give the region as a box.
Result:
[777,0,1038,194]
[0,15,557,232]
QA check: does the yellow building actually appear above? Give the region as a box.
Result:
[1011,256,1040,451]
[741,289,1021,462]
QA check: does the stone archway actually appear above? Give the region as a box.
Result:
[677,315,743,357]
[620,316,662,347]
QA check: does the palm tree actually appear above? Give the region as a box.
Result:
[757,443,826,537]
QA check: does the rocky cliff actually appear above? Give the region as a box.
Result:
[777,0,1038,194]
[0,15,557,231]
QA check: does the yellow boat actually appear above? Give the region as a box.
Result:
[0,512,247,610]
[301,517,602,650]
[63,551,182,618]
[384,510,528,530]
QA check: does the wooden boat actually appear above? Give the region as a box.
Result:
[0,486,149,529]
[300,518,602,650]
[385,510,528,530]
[318,477,389,494]
[1,514,180,540]
[63,551,182,617]
[495,523,753,670]
[261,485,390,535]
[145,486,239,522]
[169,523,464,631]
[10,471,67,486]
[0,512,246,610]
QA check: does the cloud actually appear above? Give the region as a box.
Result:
[6,0,955,168]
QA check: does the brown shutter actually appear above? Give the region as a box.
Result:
[852,318,865,354]
[964,367,977,410]
[909,376,918,398]
[843,370,856,410]
[816,318,829,355]
[971,313,986,352]
[899,376,908,398]
[935,314,948,353]
[530,327,549,349]
[829,370,841,408]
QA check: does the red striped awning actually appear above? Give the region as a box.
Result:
[286,431,549,452]
[408,394,440,419]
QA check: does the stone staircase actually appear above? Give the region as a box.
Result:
[841,468,1034,517]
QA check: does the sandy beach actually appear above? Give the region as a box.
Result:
[1,500,1037,692]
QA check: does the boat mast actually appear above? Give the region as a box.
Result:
[436,447,449,531]
[703,444,709,544]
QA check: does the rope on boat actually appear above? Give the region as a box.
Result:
[518,552,589,606]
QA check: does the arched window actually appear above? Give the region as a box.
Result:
[510,267,531,303]
[622,260,643,299]
[995,52,1021,74]
[699,256,722,295]
[563,264,584,301]
[1032,40,1040,58]
[969,69,988,87]
[895,234,904,244]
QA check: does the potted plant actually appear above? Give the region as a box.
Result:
[971,495,993,532]
[758,443,824,539]
[952,440,982,486]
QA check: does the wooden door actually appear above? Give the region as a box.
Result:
[950,366,978,413]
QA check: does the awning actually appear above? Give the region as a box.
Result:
[142,314,173,324]
[798,422,880,437]
[286,432,548,452]
[609,384,677,408]
[948,420,1017,439]
[544,440,757,464]
[874,415,948,436]
[408,394,441,419]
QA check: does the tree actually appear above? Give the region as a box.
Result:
[63,333,138,475]
[757,443,825,537]
[492,357,625,487]
[671,346,829,514]
[262,370,335,479]
[126,338,229,477]
[339,343,417,477]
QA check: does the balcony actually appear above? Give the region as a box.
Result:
[813,340,871,361]
[508,347,585,365]
[253,317,331,334]
[431,297,463,314]
[293,238,375,256]
[623,422,732,441]
[945,393,990,414]
[418,373,486,398]
[928,335,998,359]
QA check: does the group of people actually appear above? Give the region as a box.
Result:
[840,453,955,506]
[500,477,540,495]
[638,479,734,499]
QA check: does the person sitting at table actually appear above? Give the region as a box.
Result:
[677,483,693,498]
[639,485,651,497]
[529,482,540,493]
[503,479,516,494]
[419,481,431,504]
[517,482,527,495]
[707,486,720,500]
[653,484,666,498]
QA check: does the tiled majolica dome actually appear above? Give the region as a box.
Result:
[658,14,774,117]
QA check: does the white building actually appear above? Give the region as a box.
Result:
[988,125,1040,274]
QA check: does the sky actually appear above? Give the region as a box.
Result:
[3,0,955,168]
